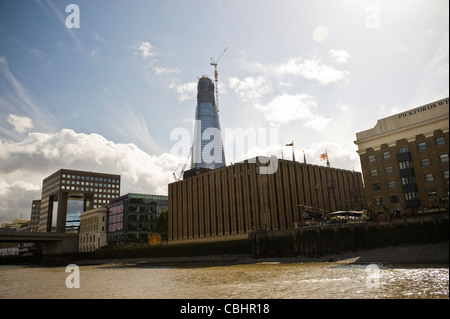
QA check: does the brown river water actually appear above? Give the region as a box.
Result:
[0,261,448,299]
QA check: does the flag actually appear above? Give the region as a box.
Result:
[319,152,328,161]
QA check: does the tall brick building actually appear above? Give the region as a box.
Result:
[354,97,449,215]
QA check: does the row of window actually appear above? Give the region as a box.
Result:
[62,174,120,184]
[61,185,120,194]
[370,154,448,177]
[374,189,440,206]
[62,180,119,188]
[372,170,449,191]
[367,136,446,163]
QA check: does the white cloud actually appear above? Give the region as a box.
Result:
[169,81,197,102]
[92,31,105,42]
[276,56,350,85]
[329,49,351,64]
[253,93,331,129]
[228,76,272,103]
[154,67,181,74]
[0,129,181,223]
[7,114,34,133]
[138,41,154,58]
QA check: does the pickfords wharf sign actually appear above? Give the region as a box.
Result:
[398,98,449,119]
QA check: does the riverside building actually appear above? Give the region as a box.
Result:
[107,193,168,245]
[29,199,41,232]
[168,157,365,242]
[354,97,449,216]
[79,207,107,252]
[38,169,121,233]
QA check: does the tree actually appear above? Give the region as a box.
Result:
[156,208,168,239]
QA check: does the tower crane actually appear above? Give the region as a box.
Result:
[210,47,228,112]
[173,142,195,181]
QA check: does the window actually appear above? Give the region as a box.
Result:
[402,176,416,185]
[390,195,399,204]
[375,198,383,206]
[399,146,408,153]
[404,192,418,200]
[388,180,396,189]
[370,169,378,177]
[383,151,391,159]
[440,154,448,163]
[424,173,434,182]
[418,142,427,151]
[368,155,376,163]
[372,183,380,191]
[436,136,445,146]
[385,166,394,174]
[421,158,431,167]
[427,190,437,199]
[399,161,413,170]
[444,170,449,180]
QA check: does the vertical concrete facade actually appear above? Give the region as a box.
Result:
[168,158,365,242]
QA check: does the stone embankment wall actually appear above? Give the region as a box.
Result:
[249,214,449,258]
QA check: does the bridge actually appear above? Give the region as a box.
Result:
[0,231,78,255]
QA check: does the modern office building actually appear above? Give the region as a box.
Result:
[107,193,168,245]
[168,157,365,242]
[29,200,41,232]
[354,97,449,215]
[191,76,226,170]
[79,207,107,252]
[38,169,121,233]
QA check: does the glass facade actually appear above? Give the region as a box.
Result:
[107,193,168,245]
[191,76,225,170]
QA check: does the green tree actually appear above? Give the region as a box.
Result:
[156,208,168,239]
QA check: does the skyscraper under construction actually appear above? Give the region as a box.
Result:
[191,76,226,170]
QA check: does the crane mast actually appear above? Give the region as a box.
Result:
[210,47,228,112]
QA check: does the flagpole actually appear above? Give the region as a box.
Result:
[326,150,330,167]
[292,141,295,162]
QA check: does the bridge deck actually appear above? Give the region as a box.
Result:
[0,231,78,243]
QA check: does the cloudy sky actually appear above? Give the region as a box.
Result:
[0,0,448,224]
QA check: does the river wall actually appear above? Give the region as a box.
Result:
[249,214,449,258]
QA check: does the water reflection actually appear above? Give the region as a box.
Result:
[0,262,448,299]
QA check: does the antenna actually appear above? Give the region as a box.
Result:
[210,47,228,112]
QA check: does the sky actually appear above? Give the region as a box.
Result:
[0,0,448,224]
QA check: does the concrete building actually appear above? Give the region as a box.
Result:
[168,157,365,242]
[38,169,121,233]
[79,207,107,252]
[107,193,168,245]
[191,76,226,170]
[354,97,449,216]
[29,200,41,232]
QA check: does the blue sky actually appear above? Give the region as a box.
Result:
[0,0,448,223]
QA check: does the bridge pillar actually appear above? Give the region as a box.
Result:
[42,235,79,256]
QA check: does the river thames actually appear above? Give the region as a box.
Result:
[0,260,448,299]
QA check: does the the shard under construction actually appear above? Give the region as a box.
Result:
[191,76,225,170]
